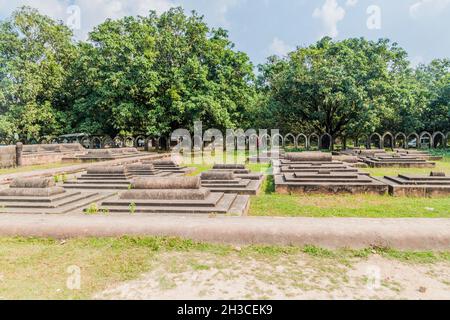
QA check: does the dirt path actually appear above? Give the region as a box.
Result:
[96,252,450,300]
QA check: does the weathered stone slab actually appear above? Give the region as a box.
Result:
[333,155,359,163]
[10,177,55,189]
[87,166,127,174]
[285,152,332,162]
[131,177,201,190]
[201,171,235,180]
[213,164,246,170]
[380,173,450,197]
[126,164,155,171]
[153,160,177,166]
[120,189,210,200]
[0,187,65,197]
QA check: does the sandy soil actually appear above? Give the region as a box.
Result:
[95,252,450,300]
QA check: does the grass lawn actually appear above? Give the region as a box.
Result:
[0,162,81,176]
[249,177,450,218]
[0,237,448,300]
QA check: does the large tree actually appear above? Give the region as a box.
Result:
[67,8,256,137]
[415,59,450,132]
[257,37,423,139]
[0,6,76,141]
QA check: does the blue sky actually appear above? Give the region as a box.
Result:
[1,0,450,66]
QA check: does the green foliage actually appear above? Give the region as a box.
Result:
[0,7,448,142]
[257,37,429,137]
[129,202,137,215]
[0,6,76,140]
[65,8,256,136]
[85,203,99,215]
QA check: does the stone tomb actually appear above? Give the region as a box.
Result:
[361,152,436,168]
[200,171,263,195]
[98,177,249,215]
[394,149,443,161]
[143,160,194,174]
[125,163,172,177]
[64,147,143,162]
[275,152,387,195]
[64,166,133,190]
[378,172,450,197]
[342,149,437,168]
[211,164,264,181]
[0,177,103,214]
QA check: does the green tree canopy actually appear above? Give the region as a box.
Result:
[257,37,428,138]
[0,6,76,140]
[66,8,256,137]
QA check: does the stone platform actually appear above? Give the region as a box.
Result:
[63,148,147,162]
[143,160,195,174]
[211,164,264,180]
[98,177,250,216]
[362,154,436,168]
[274,152,388,195]
[64,166,133,190]
[0,177,107,214]
[395,149,443,161]
[378,172,450,197]
[200,171,263,195]
[341,149,437,168]
[125,163,172,177]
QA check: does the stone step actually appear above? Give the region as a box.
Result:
[63,183,129,190]
[384,176,450,186]
[102,193,225,208]
[0,191,81,203]
[0,192,98,209]
[99,193,238,215]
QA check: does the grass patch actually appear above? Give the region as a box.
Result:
[249,193,450,218]
[0,162,81,175]
[0,237,447,299]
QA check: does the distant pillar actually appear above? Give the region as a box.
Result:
[16,142,23,166]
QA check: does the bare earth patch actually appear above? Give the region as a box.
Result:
[96,252,450,300]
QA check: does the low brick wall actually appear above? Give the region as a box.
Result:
[0,146,17,168]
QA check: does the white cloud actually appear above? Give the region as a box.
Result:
[409,0,450,19]
[197,0,243,28]
[269,37,294,56]
[313,0,346,38]
[0,0,68,19]
[345,0,358,7]
[0,0,177,39]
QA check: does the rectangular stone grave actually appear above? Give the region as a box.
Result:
[211,164,264,180]
[378,172,450,197]
[361,154,436,168]
[143,160,195,174]
[274,152,388,195]
[395,149,443,161]
[0,177,106,214]
[97,176,249,216]
[64,147,144,162]
[64,166,133,190]
[125,163,172,177]
[200,171,263,195]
